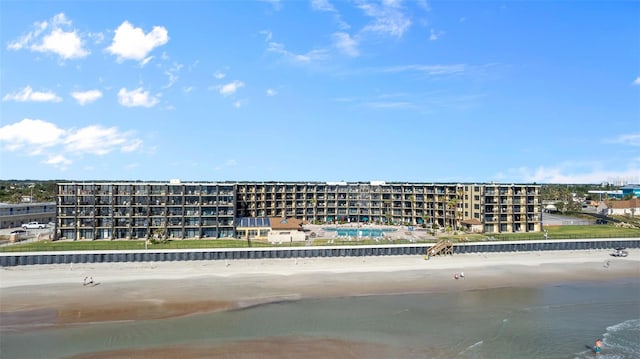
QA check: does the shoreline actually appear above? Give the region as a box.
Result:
[1,250,639,329]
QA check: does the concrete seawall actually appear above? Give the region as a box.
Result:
[1,238,638,267]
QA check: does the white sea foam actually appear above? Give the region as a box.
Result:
[456,340,484,357]
[602,319,640,358]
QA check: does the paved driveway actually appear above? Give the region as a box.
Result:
[542,212,592,226]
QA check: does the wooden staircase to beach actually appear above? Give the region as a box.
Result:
[426,239,454,257]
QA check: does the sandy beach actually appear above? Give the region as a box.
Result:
[1,249,639,358]
[2,249,639,324]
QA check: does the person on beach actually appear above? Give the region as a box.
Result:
[594,339,602,354]
[83,277,88,286]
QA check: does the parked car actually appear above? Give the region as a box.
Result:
[21,221,46,229]
[10,229,27,235]
[611,249,629,257]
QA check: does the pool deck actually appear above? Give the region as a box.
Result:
[304,223,435,241]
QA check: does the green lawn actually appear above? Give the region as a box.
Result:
[546,225,639,237]
[0,239,308,252]
[489,225,640,241]
[1,225,638,252]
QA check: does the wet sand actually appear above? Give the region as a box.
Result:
[66,337,443,359]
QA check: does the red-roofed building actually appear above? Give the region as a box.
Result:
[268,217,306,243]
[603,198,640,216]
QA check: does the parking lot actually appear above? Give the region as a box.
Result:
[541,212,593,226]
[0,226,54,244]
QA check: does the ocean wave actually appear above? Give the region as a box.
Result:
[602,319,640,358]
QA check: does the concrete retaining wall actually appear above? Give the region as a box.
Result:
[1,238,638,267]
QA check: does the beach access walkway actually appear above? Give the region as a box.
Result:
[426,239,454,257]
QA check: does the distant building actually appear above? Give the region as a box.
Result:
[603,198,640,216]
[55,181,541,240]
[621,184,640,198]
[587,190,624,200]
[0,202,56,229]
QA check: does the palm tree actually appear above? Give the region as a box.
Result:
[409,195,415,225]
[383,200,391,225]
[446,198,459,232]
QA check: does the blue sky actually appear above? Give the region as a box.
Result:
[0,0,638,184]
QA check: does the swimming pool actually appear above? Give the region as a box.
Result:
[322,227,397,238]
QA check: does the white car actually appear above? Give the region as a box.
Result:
[21,221,46,229]
[611,249,628,257]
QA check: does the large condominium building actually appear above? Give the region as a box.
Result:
[56,181,541,240]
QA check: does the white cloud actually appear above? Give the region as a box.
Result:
[263,30,331,64]
[333,32,359,57]
[7,21,48,51]
[214,159,237,171]
[163,63,183,88]
[88,31,105,45]
[311,0,349,30]
[382,64,467,75]
[499,162,640,184]
[267,41,329,63]
[3,86,62,102]
[64,125,136,155]
[358,0,412,37]
[364,101,414,109]
[71,89,102,105]
[219,81,244,96]
[261,0,282,11]
[266,88,277,96]
[32,28,89,59]
[311,0,336,12]
[106,21,169,63]
[0,119,144,164]
[7,13,89,60]
[633,76,640,86]
[429,28,444,41]
[417,0,431,12]
[259,30,273,42]
[214,71,226,79]
[44,154,72,169]
[117,87,160,107]
[122,139,143,152]
[0,118,65,153]
[607,133,640,147]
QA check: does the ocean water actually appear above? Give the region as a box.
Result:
[1,278,639,359]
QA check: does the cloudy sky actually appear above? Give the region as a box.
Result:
[1,0,638,184]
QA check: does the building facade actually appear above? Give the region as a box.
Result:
[57,182,235,240]
[56,181,541,240]
[0,202,56,229]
